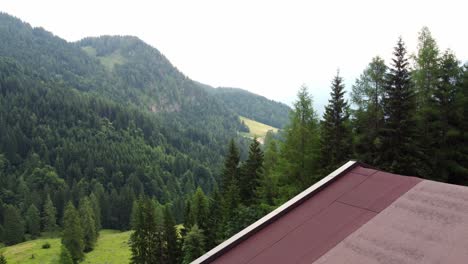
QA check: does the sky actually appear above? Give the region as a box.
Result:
[1,0,467,111]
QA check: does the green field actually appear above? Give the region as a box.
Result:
[0,230,132,264]
[239,116,278,142]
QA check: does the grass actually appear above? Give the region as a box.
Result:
[0,230,132,264]
[239,116,279,142]
[81,46,126,71]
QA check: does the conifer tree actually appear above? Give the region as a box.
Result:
[78,197,97,252]
[182,224,205,264]
[221,139,240,192]
[62,202,84,263]
[2,205,24,245]
[205,189,224,250]
[351,57,387,164]
[163,207,179,264]
[413,27,442,177]
[320,72,352,173]
[239,137,264,205]
[130,198,161,264]
[280,86,320,190]
[25,204,41,238]
[379,38,418,174]
[190,187,209,232]
[59,245,73,264]
[89,193,101,233]
[0,254,6,264]
[42,194,57,233]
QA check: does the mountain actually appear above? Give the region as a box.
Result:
[208,87,291,128]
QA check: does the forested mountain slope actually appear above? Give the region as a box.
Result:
[208,87,291,128]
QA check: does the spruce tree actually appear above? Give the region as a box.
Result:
[62,202,84,263]
[42,194,57,233]
[3,205,24,245]
[239,137,264,205]
[0,255,6,264]
[25,204,41,238]
[59,245,73,264]
[320,72,352,173]
[163,207,179,264]
[221,139,240,192]
[205,189,224,250]
[78,197,97,252]
[379,37,418,175]
[89,193,101,232]
[182,225,205,264]
[190,187,209,233]
[129,198,161,264]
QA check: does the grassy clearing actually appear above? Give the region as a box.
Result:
[0,230,132,264]
[239,116,278,141]
[81,46,126,71]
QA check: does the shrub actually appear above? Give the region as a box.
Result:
[42,242,51,249]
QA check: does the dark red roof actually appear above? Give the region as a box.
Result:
[193,161,468,264]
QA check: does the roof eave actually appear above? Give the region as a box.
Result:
[192,160,360,264]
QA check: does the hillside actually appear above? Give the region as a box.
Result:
[239,116,279,143]
[209,87,291,128]
[0,230,131,264]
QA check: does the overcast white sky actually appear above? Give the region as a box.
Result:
[1,0,467,110]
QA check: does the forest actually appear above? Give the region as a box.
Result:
[0,11,467,264]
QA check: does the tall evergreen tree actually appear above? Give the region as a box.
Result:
[279,86,320,190]
[320,72,352,173]
[413,27,441,177]
[129,198,162,264]
[378,38,418,174]
[239,137,264,205]
[351,57,387,164]
[182,224,205,264]
[163,207,179,264]
[62,202,84,263]
[25,204,41,238]
[78,197,97,252]
[2,205,24,245]
[221,139,240,192]
[190,187,209,233]
[89,193,101,233]
[205,189,224,250]
[42,194,57,233]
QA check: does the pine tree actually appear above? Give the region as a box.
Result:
[3,205,24,245]
[320,72,352,173]
[351,57,387,164]
[182,224,205,264]
[42,194,57,233]
[239,137,264,205]
[62,202,84,263]
[163,207,179,264]
[280,86,320,190]
[378,37,418,175]
[221,139,240,192]
[59,245,73,264]
[25,204,41,238]
[78,197,97,252]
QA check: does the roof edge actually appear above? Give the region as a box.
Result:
[192,160,360,264]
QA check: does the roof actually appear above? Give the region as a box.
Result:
[193,161,468,264]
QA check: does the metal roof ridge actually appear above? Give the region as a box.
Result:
[191,160,360,264]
